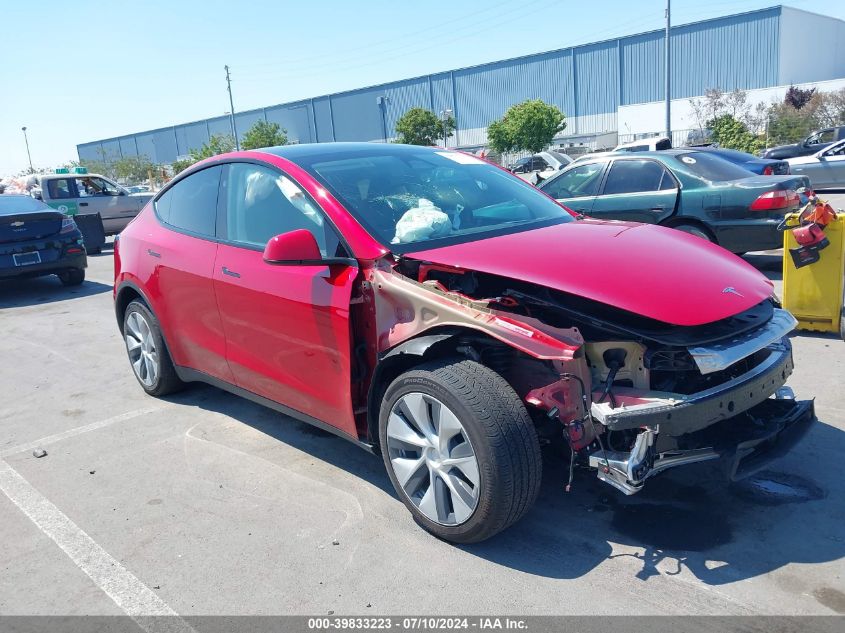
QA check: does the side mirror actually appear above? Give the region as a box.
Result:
[263,229,322,264]
[262,229,357,268]
[31,189,42,200]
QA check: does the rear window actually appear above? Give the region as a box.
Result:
[675,152,753,182]
[0,196,51,215]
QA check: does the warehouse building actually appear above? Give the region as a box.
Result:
[78,5,845,164]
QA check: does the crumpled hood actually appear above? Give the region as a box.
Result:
[404,219,774,327]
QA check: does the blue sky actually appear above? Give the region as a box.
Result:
[2,0,843,174]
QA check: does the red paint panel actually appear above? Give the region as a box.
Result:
[407,219,773,326]
[213,243,358,435]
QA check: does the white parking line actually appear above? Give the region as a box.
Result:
[1,407,163,458]
[0,460,195,631]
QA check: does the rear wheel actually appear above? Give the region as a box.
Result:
[379,358,541,543]
[123,300,184,396]
[57,268,85,286]
[672,223,715,242]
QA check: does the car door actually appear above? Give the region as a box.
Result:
[213,161,359,436]
[73,176,138,233]
[147,165,233,382]
[588,158,679,223]
[539,161,606,215]
[814,142,845,188]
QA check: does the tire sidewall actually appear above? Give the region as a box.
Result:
[379,369,502,542]
[123,300,166,395]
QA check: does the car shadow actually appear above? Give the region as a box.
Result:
[0,276,112,308]
[165,383,844,586]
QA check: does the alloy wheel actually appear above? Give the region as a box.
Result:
[125,311,159,388]
[386,392,480,525]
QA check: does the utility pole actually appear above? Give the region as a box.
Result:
[441,108,453,148]
[21,126,33,172]
[665,0,672,141]
[225,65,240,151]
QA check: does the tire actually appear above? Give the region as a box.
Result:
[58,268,85,286]
[123,299,184,397]
[672,223,715,242]
[379,358,541,543]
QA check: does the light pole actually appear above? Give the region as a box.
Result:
[440,108,453,148]
[21,126,33,172]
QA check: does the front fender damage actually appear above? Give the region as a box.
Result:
[359,259,815,496]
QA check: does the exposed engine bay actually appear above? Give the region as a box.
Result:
[361,256,816,495]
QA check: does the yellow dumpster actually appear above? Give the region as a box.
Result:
[781,207,845,340]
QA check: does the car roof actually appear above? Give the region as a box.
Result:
[258,142,433,161]
[39,172,105,180]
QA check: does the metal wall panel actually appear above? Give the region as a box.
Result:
[779,7,845,84]
[175,122,209,156]
[312,97,334,142]
[454,50,575,130]
[265,103,312,143]
[77,143,102,163]
[574,41,619,118]
[234,109,266,144]
[384,77,432,135]
[671,7,779,98]
[135,133,156,162]
[620,32,663,105]
[99,139,122,162]
[329,87,389,142]
[152,130,178,164]
[118,137,137,158]
[207,116,233,139]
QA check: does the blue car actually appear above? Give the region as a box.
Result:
[694,147,790,176]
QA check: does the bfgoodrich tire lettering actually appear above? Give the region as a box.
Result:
[379,358,541,543]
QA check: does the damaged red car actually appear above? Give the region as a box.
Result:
[114,143,815,543]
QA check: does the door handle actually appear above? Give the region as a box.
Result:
[147,249,161,258]
[650,207,666,212]
[79,202,89,207]
[222,266,241,278]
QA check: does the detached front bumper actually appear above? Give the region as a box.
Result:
[591,339,794,436]
[588,396,816,495]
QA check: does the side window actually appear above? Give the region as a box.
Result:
[819,130,835,144]
[47,178,73,199]
[602,160,666,195]
[75,177,120,197]
[542,163,604,199]
[224,163,340,257]
[155,166,221,237]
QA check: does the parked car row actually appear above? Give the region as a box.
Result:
[539,149,809,253]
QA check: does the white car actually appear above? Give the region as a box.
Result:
[509,151,572,182]
[614,136,672,152]
[787,139,845,189]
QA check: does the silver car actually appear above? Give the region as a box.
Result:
[787,139,845,190]
[33,172,153,235]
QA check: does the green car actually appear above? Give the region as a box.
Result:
[538,150,811,253]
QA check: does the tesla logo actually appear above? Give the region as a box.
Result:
[10,221,24,227]
[722,287,744,297]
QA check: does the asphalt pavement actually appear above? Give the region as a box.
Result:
[0,234,843,618]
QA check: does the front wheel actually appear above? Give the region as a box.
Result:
[379,358,541,543]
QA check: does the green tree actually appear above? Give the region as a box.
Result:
[171,134,236,174]
[708,114,763,155]
[395,107,455,145]
[113,155,157,183]
[486,100,566,154]
[241,120,288,150]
